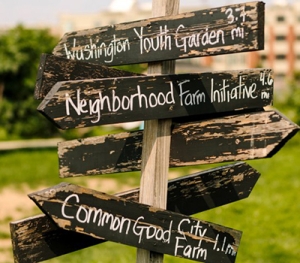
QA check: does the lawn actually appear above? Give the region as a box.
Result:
[1,132,300,263]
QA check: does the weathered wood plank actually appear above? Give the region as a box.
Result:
[52,1,265,66]
[28,183,242,263]
[10,162,259,263]
[10,214,102,263]
[137,0,180,261]
[58,110,299,177]
[37,69,273,129]
[34,54,141,100]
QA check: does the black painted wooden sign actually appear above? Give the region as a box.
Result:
[52,1,264,66]
[35,54,141,100]
[38,69,273,129]
[29,183,242,263]
[11,162,259,263]
[58,110,298,177]
[12,1,300,263]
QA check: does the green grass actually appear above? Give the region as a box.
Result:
[0,147,141,191]
[1,133,300,262]
[0,148,61,188]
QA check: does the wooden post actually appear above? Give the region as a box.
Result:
[136,1,179,263]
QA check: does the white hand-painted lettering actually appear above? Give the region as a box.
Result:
[61,193,78,219]
[65,83,175,123]
[174,237,208,260]
[178,80,206,106]
[133,216,172,244]
[212,234,237,256]
[134,25,172,54]
[261,91,270,99]
[63,5,249,63]
[226,5,247,24]
[210,76,258,103]
[64,72,270,124]
[236,6,246,23]
[64,35,130,63]
[174,219,208,260]
[61,193,131,234]
[60,193,238,260]
[231,27,244,40]
[175,25,225,53]
[260,71,273,86]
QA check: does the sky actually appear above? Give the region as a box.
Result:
[0,0,286,28]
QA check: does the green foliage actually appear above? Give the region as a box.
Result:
[0,25,58,93]
[0,25,60,140]
[114,63,147,74]
[0,25,147,141]
[276,71,300,125]
[0,147,140,190]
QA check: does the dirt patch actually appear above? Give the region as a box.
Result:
[0,179,135,263]
[0,186,36,222]
[0,172,189,263]
[0,186,37,263]
[0,248,12,263]
[85,177,138,194]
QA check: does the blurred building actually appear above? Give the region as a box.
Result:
[58,0,300,81]
[205,0,300,83]
[263,0,300,78]
[58,0,208,72]
[58,0,207,33]
[59,0,152,33]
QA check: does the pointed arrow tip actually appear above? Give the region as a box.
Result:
[28,183,69,202]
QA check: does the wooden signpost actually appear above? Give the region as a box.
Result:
[57,110,298,177]
[29,182,242,263]
[10,1,300,263]
[10,162,260,263]
[37,69,273,129]
[34,53,141,100]
[52,2,264,66]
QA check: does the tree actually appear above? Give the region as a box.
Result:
[0,25,59,139]
[0,25,147,141]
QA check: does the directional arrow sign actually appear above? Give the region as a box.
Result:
[38,69,273,129]
[29,182,242,263]
[34,54,141,100]
[11,162,258,263]
[52,1,264,66]
[58,110,298,177]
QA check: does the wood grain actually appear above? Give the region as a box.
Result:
[34,53,141,100]
[37,69,274,129]
[28,182,242,263]
[57,110,299,177]
[137,0,180,261]
[52,1,265,66]
[11,162,258,263]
